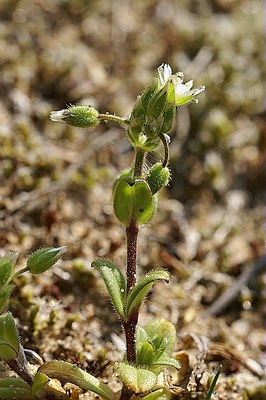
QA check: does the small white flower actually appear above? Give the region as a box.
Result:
[157,63,205,106]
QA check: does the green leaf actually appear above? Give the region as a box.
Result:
[0,253,18,287]
[27,246,67,274]
[113,179,155,226]
[136,340,155,366]
[206,365,222,400]
[113,179,134,225]
[31,372,49,396]
[0,284,15,314]
[92,259,126,318]
[141,319,176,357]
[0,378,33,399]
[126,270,169,317]
[116,363,157,393]
[141,388,172,400]
[0,313,19,361]
[152,357,181,371]
[38,360,115,400]
[32,372,69,400]
[132,181,154,225]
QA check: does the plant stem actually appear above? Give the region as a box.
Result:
[7,358,33,386]
[123,147,146,363]
[98,113,130,125]
[124,220,139,363]
[159,133,169,167]
[12,266,29,280]
[133,147,145,177]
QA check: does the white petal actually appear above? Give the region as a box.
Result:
[174,83,190,96]
[185,80,194,90]
[50,110,68,122]
[158,63,172,86]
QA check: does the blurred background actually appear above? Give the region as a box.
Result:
[0,0,265,397]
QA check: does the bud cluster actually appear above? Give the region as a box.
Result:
[128,79,176,151]
[128,63,205,151]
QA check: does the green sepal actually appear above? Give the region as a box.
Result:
[92,259,126,318]
[0,284,15,314]
[27,246,67,274]
[0,313,19,361]
[146,163,170,195]
[126,270,169,318]
[0,253,18,287]
[161,87,176,134]
[0,378,33,399]
[147,85,168,119]
[38,360,115,400]
[116,363,157,393]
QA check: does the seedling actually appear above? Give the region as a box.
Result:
[0,64,205,399]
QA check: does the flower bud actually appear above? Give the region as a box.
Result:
[27,246,67,275]
[0,313,19,361]
[146,163,170,194]
[50,106,99,128]
[128,82,157,149]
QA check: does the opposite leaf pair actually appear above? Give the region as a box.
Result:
[92,259,169,320]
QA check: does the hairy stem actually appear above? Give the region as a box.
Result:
[123,147,146,363]
[133,147,145,178]
[159,132,169,167]
[124,220,139,363]
[98,113,130,125]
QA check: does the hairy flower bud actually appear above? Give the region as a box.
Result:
[27,246,67,274]
[146,163,170,194]
[50,105,99,128]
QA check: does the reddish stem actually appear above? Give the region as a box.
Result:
[124,220,139,363]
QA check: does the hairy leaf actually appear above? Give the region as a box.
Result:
[0,253,18,287]
[126,270,169,317]
[39,360,115,400]
[141,319,176,356]
[116,363,157,393]
[0,377,33,399]
[92,259,126,318]
[152,357,181,370]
